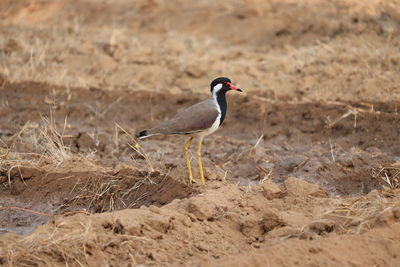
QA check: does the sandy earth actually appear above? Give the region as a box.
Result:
[1,0,400,266]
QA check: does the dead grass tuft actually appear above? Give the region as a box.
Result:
[324,191,399,234]
[114,123,154,172]
[38,112,71,165]
[325,102,377,129]
[371,163,400,189]
[0,110,73,189]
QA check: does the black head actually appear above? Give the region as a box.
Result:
[210,77,243,95]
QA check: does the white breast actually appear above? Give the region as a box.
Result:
[199,100,221,137]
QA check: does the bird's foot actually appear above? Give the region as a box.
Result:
[188,176,198,184]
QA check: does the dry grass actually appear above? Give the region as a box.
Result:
[0,109,73,192]
[1,2,400,101]
[38,112,71,165]
[323,190,400,234]
[371,163,400,189]
[0,117,160,214]
[325,102,377,129]
[0,111,71,167]
[114,123,154,172]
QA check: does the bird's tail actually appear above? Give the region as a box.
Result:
[137,130,150,139]
[137,130,160,139]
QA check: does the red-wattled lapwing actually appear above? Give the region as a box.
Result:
[137,77,242,184]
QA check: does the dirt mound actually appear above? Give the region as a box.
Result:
[1,176,399,266]
[1,158,194,235]
[202,221,400,267]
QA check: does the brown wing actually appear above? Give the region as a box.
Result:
[146,99,219,135]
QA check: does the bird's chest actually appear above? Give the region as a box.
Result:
[200,112,221,137]
[198,100,222,137]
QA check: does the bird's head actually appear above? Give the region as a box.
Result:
[210,77,243,95]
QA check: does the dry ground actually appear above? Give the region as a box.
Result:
[1,0,400,266]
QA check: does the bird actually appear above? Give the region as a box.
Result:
[137,77,243,184]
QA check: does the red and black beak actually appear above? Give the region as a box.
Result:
[226,82,243,92]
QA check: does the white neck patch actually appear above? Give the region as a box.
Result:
[212,83,223,99]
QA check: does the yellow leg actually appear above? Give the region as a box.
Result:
[197,136,205,184]
[184,137,196,184]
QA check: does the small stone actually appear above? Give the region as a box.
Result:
[304,219,336,236]
[188,198,216,221]
[284,177,327,198]
[261,181,284,199]
[262,211,286,232]
[195,241,209,252]
[240,214,264,239]
[205,167,225,181]
[206,170,219,181]
[205,228,213,235]
[182,216,192,227]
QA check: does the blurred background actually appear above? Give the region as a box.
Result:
[1,0,400,101]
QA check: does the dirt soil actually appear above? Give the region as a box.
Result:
[1,0,400,266]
